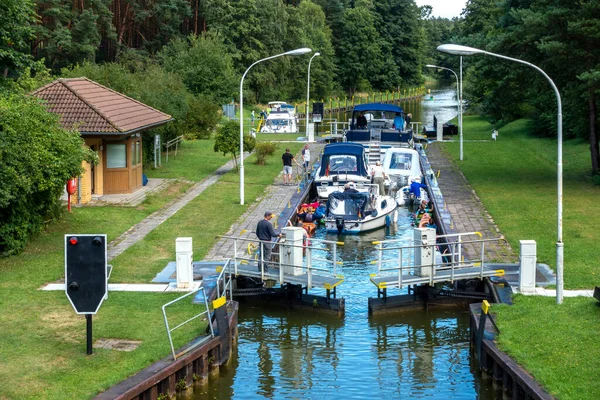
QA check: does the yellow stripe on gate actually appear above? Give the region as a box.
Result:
[213,296,226,309]
[482,300,490,315]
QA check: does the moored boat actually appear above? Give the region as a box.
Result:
[313,143,372,200]
[324,190,397,234]
[343,103,414,147]
[260,101,298,133]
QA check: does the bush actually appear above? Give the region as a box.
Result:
[182,95,221,140]
[0,94,91,256]
[254,142,278,165]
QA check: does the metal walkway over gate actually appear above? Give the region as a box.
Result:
[369,231,505,291]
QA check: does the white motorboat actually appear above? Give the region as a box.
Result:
[260,101,298,133]
[260,110,298,133]
[324,191,397,234]
[381,147,422,206]
[313,143,372,200]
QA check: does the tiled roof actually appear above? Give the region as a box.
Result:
[32,78,172,134]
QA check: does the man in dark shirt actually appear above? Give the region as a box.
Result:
[282,148,299,185]
[356,112,368,129]
[255,211,281,272]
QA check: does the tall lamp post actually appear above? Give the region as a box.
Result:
[306,52,321,141]
[426,64,463,160]
[239,47,312,205]
[437,43,564,304]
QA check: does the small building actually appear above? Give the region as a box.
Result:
[33,77,172,204]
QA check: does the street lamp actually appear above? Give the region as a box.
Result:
[437,43,564,304]
[239,47,312,205]
[426,63,463,160]
[306,52,321,141]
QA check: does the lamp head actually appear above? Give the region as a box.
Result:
[315,52,321,57]
[425,64,438,68]
[285,47,312,56]
[437,44,483,56]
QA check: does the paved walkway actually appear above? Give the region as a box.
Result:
[204,143,325,261]
[107,144,324,261]
[425,142,517,263]
[107,158,240,260]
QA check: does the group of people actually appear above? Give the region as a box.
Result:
[281,144,311,185]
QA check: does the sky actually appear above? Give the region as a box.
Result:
[415,0,467,19]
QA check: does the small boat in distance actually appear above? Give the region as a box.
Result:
[260,101,298,133]
[324,190,397,234]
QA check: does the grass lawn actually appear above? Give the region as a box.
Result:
[443,116,600,288]
[0,139,302,399]
[441,116,600,399]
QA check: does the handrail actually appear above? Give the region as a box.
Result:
[373,236,505,289]
[216,234,342,285]
[161,287,214,360]
[215,258,233,302]
[165,134,184,163]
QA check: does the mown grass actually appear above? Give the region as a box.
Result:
[493,296,600,399]
[0,140,302,399]
[112,141,304,281]
[0,184,204,399]
[441,116,600,399]
[442,116,600,288]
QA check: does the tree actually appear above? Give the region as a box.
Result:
[0,94,93,256]
[0,0,38,79]
[157,32,237,104]
[213,120,256,169]
[33,0,115,70]
[337,0,386,93]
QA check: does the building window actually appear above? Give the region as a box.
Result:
[106,144,127,168]
[136,142,141,165]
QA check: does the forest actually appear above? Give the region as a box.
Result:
[1,0,599,168]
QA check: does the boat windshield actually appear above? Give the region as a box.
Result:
[328,155,358,173]
[267,119,290,127]
[327,193,369,217]
[389,154,413,170]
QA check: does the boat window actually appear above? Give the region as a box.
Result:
[329,155,357,172]
[389,154,412,170]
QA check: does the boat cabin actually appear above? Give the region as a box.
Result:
[313,143,372,199]
[381,147,422,187]
[345,103,413,144]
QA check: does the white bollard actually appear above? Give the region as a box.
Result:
[519,240,537,293]
[414,228,436,277]
[175,237,193,288]
[281,227,304,276]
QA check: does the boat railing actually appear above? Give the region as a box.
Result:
[372,233,505,288]
[217,235,343,289]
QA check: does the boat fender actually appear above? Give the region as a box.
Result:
[385,215,391,227]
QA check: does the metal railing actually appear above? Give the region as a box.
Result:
[372,232,505,288]
[161,287,214,360]
[164,135,184,163]
[215,258,233,302]
[217,235,343,289]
